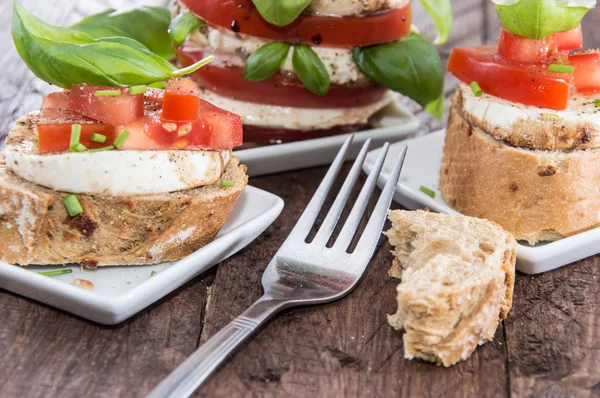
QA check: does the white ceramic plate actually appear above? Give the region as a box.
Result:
[363,130,600,275]
[235,97,419,177]
[0,186,283,325]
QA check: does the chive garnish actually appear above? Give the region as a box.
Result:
[594,99,600,107]
[72,143,87,152]
[69,124,81,151]
[90,133,107,144]
[113,129,130,149]
[548,64,574,74]
[94,89,122,97]
[419,185,436,198]
[470,81,482,97]
[150,271,157,277]
[37,269,73,277]
[544,113,560,120]
[220,180,235,187]
[88,145,115,153]
[129,85,147,95]
[149,81,166,89]
[64,194,83,217]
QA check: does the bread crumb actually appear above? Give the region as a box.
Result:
[74,279,94,290]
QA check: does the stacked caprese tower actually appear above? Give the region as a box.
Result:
[170,0,449,144]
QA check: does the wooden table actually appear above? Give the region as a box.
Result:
[1,1,599,397]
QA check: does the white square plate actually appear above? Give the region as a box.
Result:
[0,186,283,324]
[235,96,419,177]
[363,130,600,274]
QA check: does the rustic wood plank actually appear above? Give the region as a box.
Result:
[193,166,510,398]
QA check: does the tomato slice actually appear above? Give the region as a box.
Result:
[448,46,573,110]
[40,92,71,118]
[243,124,363,145]
[552,25,583,51]
[570,50,600,95]
[37,119,116,153]
[68,85,145,125]
[181,0,411,47]
[162,78,201,121]
[498,28,558,64]
[177,49,389,108]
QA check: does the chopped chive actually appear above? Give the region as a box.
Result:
[419,185,436,198]
[90,133,107,144]
[594,99,600,107]
[88,145,115,153]
[37,269,73,277]
[220,180,235,187]
[69,124,81,150]
[64,194,83,217]
[150,271,157,277]
[34,135,39,145]
[129,85,147,95]
[113,129,130,149]
[470,81,482,97]
[149,81,166,89]
[556,57,563,65]
[72,143,87,152]
[544,113,560,120]
[548,64,574,74]
[94,89,122,97]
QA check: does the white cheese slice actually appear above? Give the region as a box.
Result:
[201,89,393,130]
[307,0,408,16]
[5,147,231,196]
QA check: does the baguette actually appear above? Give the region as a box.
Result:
[0,155,247,267]
[440,103,600,244]
[385,210,516,367]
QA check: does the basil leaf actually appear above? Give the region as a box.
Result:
[419,0,453,45]
[169,11,204,47]
[492,0,595,39]
[252,0,312,27]
[244,43,291,81]
[71,6,174,59]
[353,34,445,119]
[12,1,212,89]
[292,45,330,96]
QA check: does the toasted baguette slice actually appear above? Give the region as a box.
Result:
[0,155,247,266]
[441,104,600,244]
[385,210,516,367]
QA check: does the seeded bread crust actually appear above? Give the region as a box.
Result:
[0,155,247,267]
[385,210,516,367]
[440,102,600,244]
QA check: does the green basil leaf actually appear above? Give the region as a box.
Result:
[169,11,204,47]
[292,44,330,96]
[353,34,445,119]
[244,43,291,81]
[419,0,453,45]
[71,6,174,59]
[252,0,312,27]
[12,1,212,89]
[492,0,595,39]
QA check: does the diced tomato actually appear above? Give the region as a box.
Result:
[161,78,201,121]
[68,85,145,125]
[37,120,116,153]
[552,25,583,51]
[194,100,243,149]
[498,28,558,64]
[570,50,600,95]
[448,46,573,110]
[181,0,411,47]
[40,92,70,118]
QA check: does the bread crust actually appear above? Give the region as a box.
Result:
[440,103,600,244]
[0,156,248,266]
[455,85,600,151]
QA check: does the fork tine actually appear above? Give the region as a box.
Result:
[333,142,390,251]
[354,145,407,255]
[288,135,354,239]
[312,138,372,246]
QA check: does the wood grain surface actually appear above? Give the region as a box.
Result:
[1,1,599,397]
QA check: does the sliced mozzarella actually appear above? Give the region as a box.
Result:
[5,144,231,196]
[460,83,600,134]
[201,89,393,130]
[307,0,408,16]
[186,26,369,86]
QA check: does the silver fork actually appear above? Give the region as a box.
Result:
[148,136,407,398]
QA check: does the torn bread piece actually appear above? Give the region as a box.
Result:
[385,210,516,367]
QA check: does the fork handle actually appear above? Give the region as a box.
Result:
[147,296,287,398]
